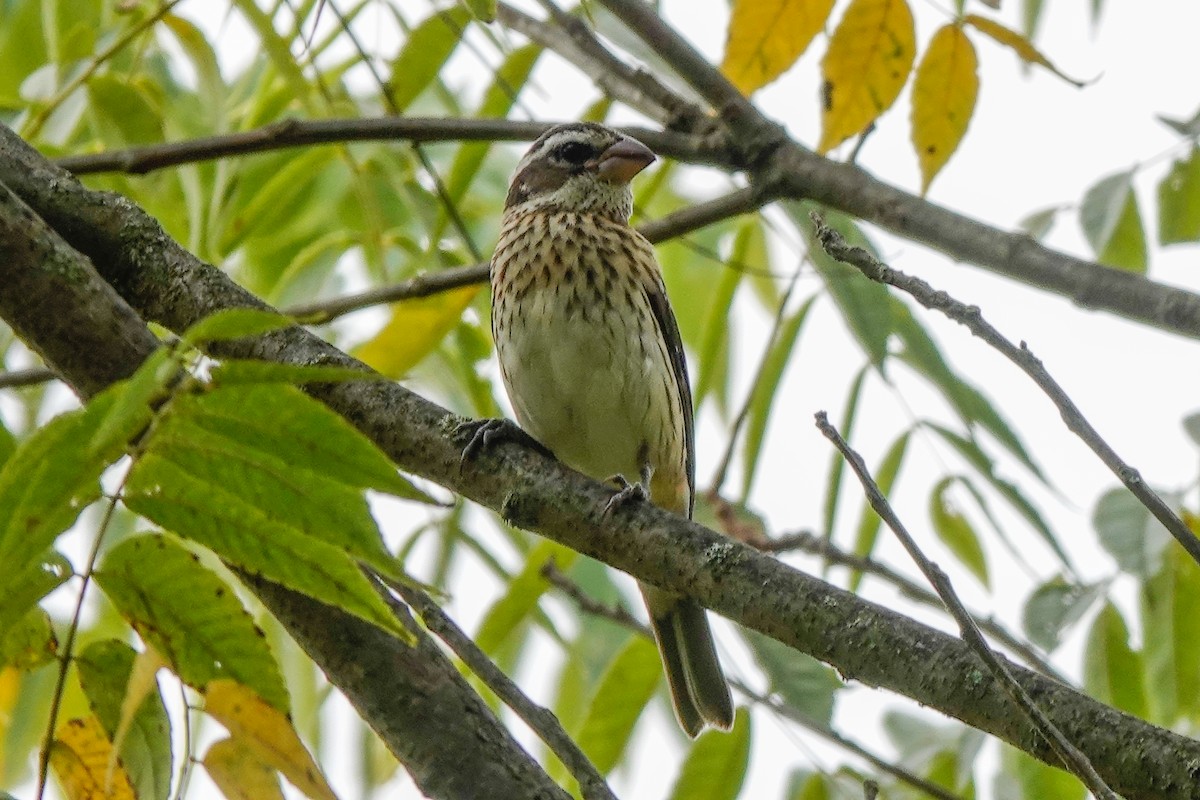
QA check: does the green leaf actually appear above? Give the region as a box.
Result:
[1080,170,1148,272]
[1021,577,1103,651]
[1083,602,1147,718]
[1158,147,1200,245]
[173,383,426,501]
[696,220,759,411]
[894,301,1042,480]
[994,745,1084,800]
[75,640,173,800]
[666,707,751,800]
[123,455,407,640]
[474,541,576,654]
[1141,547,1200,724]
[0,607,57,671]
[444,44,541,204]
[1022,0,1046,38]
[1092,486,1171,577]
[95,534,290,712]
[388,7,472,112]
[741,631,842,723]
[208,360,384,387]
[0,551,72,637]
[740,295,817,498]
[0,393,120,581]
[182,308,295,347]
[574,637,662,775]
[924,422,1068,570]
[1185,411,1200,448]
[1017,206,1059,241]
[460,0,497,22]
[795,203,892,368]
[930,477,989,587]
[85,75,163,146]
[849,430,910,591]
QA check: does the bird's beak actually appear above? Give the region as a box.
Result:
[593,136,656,184]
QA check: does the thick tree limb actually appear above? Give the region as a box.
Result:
[0,131,567,800]
[4,123,1199,800]
[0,182,158,397]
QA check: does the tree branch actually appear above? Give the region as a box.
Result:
[816,412,1117,800]
[3,122,1196,800]
[0,131,566,800]
[811,214,1200,569]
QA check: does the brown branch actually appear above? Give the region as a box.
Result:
[816,412,1118,800]
[4,122,1197,800]
[53,116,728,176]
[811,214,1200,569]
[387,579,617,800]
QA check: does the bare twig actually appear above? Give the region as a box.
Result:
[0,366,57,389]
[385,579,618,800]
[54,117,726,176]
[541,562,647,635]
[811,214,1200,570]
[815,412,1118,800]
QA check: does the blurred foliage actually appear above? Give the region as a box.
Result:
[0,1,1197,799]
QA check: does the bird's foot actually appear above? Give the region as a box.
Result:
[455,418,551,464]
[603,473,650,517]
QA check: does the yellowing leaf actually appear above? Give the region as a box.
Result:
[819,0,916,153]
[964,14,1085,87]
[355,285,480,377]
[50,717,137,800]
[720,0,835,95]
[911,24,978,192]
[204,737,287,800]
[204,679,337,800]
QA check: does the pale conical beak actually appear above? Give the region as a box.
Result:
[594,136,656,184]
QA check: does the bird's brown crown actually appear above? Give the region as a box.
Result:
[504,123,655,221]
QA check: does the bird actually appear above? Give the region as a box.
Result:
[477,121,734,736]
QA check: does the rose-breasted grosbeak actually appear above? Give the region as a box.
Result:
[485,122,733,736]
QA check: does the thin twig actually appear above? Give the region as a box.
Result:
[0,366,56,388]
[384,579,618,800]
[810,213,1200,570]
[756,530,1068,684]
[815,412,1118,800]
[541,562,648,635]
[54,117,726,176]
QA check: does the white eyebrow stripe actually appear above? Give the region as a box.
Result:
[513,128,613,176]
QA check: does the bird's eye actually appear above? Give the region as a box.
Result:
[554,141,595,164]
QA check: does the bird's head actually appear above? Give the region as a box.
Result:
[504,122,656,221]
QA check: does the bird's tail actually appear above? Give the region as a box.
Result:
[642,585,734,737]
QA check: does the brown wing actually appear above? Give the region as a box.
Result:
[643,272,696,520]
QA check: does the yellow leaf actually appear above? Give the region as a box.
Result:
[354,285,480,377]
[50,716,137,800]
[911,24,979,193]
[204,737,287,800]
[818,0,916,153]
[204,679,338,800]
[720,0,836,95]
[964,14,1086,87]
